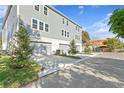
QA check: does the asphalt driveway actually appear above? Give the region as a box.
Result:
[40,53,124,88]
[24,52,124,88]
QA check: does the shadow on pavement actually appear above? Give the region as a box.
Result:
[24,57,124,88]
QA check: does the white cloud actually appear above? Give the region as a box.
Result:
[78,6,84,9]
[78,6,84,15]
[86,12,115,40]
[91,5,100,8]
[106,13,112,19]
[79,10,84,15]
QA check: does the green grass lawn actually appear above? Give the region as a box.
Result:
[0,56,41,88]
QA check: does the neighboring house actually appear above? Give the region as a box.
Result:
[2,5,82,55]
[90,39,108,52]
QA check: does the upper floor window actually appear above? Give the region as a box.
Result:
[45,24,49,32]
[34,5,39,11]
[44,6,48,15]
[62,30,64,36]
[67,32,69,37]
[32,19,38,29]
[66,20,68,26]
[78,27,80,31]
[65,31,66,37]
[76,26,77,30]
[39,21,44,30]
[63,18,65,24]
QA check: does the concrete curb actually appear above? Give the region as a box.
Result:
[39,67,60,77]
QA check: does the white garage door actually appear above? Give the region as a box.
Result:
[59,44,69,54]
[31,42,52,55]
[76,45,80,52]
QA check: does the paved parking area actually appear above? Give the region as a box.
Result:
[97,52,124,60]
[40,56,124,88]
[24,53,124,88]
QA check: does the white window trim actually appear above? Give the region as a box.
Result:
[65,30,66,37]
[31,17,49,32]
[78,27,80,32]
[62,18,65,24]
[44,23,49,32]
[33,5,40,12]
[39,21,44,31]
[67,32,69,37]
[31,17,39,30]
[66,20,69,26]
[44,6,48,16]
[61,30,64,36]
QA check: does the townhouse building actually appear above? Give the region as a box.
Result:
[2,5,82,55]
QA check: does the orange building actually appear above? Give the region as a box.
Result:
[90,39,108,52]
[90,40,107,48]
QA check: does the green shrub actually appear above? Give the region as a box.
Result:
[68,39,78,55]
[84,46,92,54]
[10,25,34,68]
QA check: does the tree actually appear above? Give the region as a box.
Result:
[108,8,124,38]
[68,39,77,55]
[84,46,92,54]
[11,25,33,68]
[103,38,123,52]
[82,31,90,44]
[0,39,2,48]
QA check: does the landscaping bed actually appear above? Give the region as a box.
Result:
[0,56,41,88]
[57,54,81,59]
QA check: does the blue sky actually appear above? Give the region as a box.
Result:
[0,5,7,32]
[0,5,124,40]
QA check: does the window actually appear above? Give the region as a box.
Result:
[67,20,68,26]
[63,18,64,24]
[44,6,48,15]
[34,5,39,11]
[45,24,49,32]
[39,21,44,30]
[76,26,77,30]
[62,30,64,36]
[32,19,38,29]
[67,32,69,37]
[78,27,80,31]
[65,31,66,37]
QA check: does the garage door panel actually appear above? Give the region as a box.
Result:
[76,45,80,52]
[31,42,52,55]
[59,44,69,54]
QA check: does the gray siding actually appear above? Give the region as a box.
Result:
[19,5,82,43]
[2,6,18,50]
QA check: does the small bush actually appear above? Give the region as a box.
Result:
[61,51,67,56]
[84,46,92,54]
[68,40,78,55]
